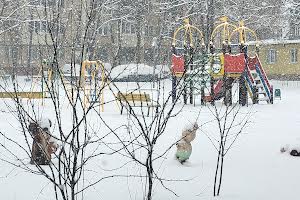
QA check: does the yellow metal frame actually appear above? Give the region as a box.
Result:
[226,73,242,78]
[210,16,237,44]
[172,19,205,78]
[229,20,259,45]
[209,17,238,77]
[172,18,205,48]
[245,83,253,99]
[81,60,106,112]
[81,60,120,113]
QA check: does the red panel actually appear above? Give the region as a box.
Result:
[247,56,258,71]
[224,53,246,73]
[171,54,185,74]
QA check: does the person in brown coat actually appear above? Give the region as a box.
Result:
[29,119,58,165]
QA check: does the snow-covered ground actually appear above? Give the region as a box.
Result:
[110,63,169,79]
[0,79,300,200]
[42,63,169,80]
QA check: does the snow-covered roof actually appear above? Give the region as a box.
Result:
[247,39,300,46]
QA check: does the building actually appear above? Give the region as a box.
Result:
[0,0,169,76]
[254,39,300,80]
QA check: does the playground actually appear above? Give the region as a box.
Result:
[0,17,299,200]
[170,17,273,107]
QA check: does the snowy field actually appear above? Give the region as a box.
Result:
[0,79,300,200]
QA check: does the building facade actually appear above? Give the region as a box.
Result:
[256,40,300,80]
[0,0,169,75]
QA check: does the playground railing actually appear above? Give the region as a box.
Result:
[245,65,256,97]
[245,64,255,85]
[255,55,272,101]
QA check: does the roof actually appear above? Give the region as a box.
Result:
[247,39,300,46]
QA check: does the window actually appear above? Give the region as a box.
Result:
[97,23,110,36]
[30,0,43,6]
[161,26,173,37]
[29,0,60,7]
[290,48,298,63]
[145,25,154,36]
[122,21,136,35]
[8,47,18,61]
[294,26,300,37]
[46,21,65,34]
[29,20,48,33]
[30,47,41,60]
[267,49,276,64]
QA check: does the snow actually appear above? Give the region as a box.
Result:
[247,39,300,45]
[62,63,112,74]
[61,63,81,74]
[38,118,52,130]
[0,79,300,200]
[183,122,198,132]
[110,63,169,79]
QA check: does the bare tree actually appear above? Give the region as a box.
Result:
[0,1,194,200]
[201,98,253,196]
[0,1,123,200]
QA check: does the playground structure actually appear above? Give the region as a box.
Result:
[80,60,107,112]
[0,59,112,112]
[171,16,274,106]
[63,59,116,112]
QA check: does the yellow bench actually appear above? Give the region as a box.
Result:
[116,92,160,116]
[0,92,45,99]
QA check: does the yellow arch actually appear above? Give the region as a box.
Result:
[172,18,205,48]
[228,21,259,45]
[210,16,237,44]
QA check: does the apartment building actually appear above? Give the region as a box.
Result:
[0,0,168,75]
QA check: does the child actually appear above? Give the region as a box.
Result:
[176,122,199,164]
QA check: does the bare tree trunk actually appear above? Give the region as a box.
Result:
[112,19,122,67]
[217,149,225,195]
[210,101,252,197]
[136,14,143,64]
[213,144,221,196]
[206,0,214,45]
[146,150,154,200]
[27,9,33,76]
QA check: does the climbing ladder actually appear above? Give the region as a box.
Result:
[247,54,273,104]
[244,63,256,103]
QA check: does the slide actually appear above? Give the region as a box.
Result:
[213,79,224,100]
[203,79,224,102]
